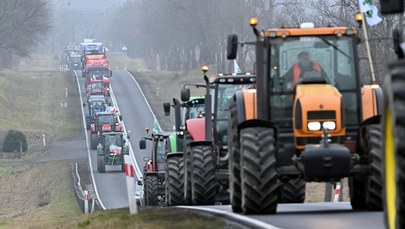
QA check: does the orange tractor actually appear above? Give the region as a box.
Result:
[226,19,384,214]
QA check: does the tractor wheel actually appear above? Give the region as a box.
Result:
[86,117,90,130]
[383,70,405,229]
[166,155,185,206]
[240,127,279,214]
[145,175,158,206]
[183,131,193,204]
[278,178,306,203]
[190,145,217,205]
[90,133,98,150]
[97,155,105,173]
[350,124,383,210]
[228,100,242,212]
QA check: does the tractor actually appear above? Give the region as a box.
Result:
[96,131,129,173]
[90,111,123,150]
[163,92,205,206]
[379,2,405,228]
[84,95,108,130]
[179,68,255,205]
[226,19,384,214]
[139,129,171,206]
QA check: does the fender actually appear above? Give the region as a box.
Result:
[238,119,278,140]
[234,89,257,125]
[356,114,381,156]
[362,85,384,120]
[185,118,205,141]
[167,152,183,159]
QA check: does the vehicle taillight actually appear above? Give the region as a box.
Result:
[102,123,111,131]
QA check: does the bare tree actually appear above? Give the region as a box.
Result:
[0,0,51,57]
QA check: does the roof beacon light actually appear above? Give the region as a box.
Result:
[300,22,315,28]
[202,66,209,73]
[249,17,258,26]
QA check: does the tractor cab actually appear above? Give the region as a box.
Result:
[209,73,256,148]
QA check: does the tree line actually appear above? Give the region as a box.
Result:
[108,0,404,82]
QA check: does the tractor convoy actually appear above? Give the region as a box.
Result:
[67,39,130,174]
[67,11,404,225]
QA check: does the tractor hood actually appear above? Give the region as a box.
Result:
[109,144,122,155]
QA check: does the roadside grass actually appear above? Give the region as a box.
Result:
[27,208,225,229]
[0,61,83,227]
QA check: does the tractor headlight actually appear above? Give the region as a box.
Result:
[307,122,321,131]
[322,121,336,130]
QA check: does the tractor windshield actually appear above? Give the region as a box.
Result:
[88,69,109,77]
[268,36,359,129]
[98,114,115,125]
[105,134,123,146]
[183,98,205,122]
[213,81,254,146]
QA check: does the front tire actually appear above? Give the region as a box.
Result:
[279,178,306,203]
[90,133,98,150]
[183,132,193,204]
[240,127,279,214]
[166,155,185,206]
[97,155,105,173]
[145,175,158,206]
[383,67,405,229]
[350,124,383,210]
[190,144,217,205]
[228,100,242,212]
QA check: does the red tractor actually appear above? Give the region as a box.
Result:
[90,111,123,149]
[87,81,109,100]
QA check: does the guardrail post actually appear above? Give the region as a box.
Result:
[124,155,137,214]
[84,190,89,214]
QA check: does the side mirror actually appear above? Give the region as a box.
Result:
[393,28,404,59]
[181,88,190,102]
[227,34,238,60]
[127,130,132,139]
[139,139,146,149]
[119,115,123,121]
[110,70,112,77]
[83,103,86,107]
[163,102,171,116]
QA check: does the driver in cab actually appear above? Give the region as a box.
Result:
[283,51,328,86]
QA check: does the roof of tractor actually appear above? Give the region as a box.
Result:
[89,95,106,100]
[264,26,357,38]
[152,132,173,138]
[209,73,256,84]
[102,131,124,136]
[96,111,113,116]
[189,96,204,101]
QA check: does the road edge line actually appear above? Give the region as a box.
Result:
[73,70,107,210]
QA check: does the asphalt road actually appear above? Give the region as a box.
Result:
[75,70,154,209]
[76,70,386,228]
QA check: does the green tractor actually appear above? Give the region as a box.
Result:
[139,130,172,206]
[163,93,205,206]
[96,132,129,173]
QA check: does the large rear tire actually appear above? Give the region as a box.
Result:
[183,132,193,204]
[190,145,217,205]
[97,155,105,173]
[240,127,279,214]
[166,155,185,206]
[278,178,306,203]
[383,68,405,229]
[350,124,383,210]
[228,100,242,212]
[90,133,98,150]
[145,175,158,206]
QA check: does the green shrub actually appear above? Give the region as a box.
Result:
[2,129,28,152]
